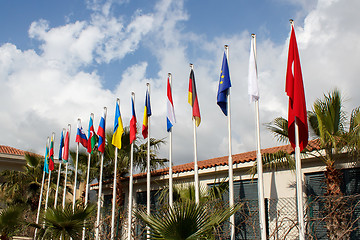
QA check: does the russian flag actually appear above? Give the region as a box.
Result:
[97,112,106,153]
[167,77,176,132]
[76,120,88,148]
[130,96,137,144]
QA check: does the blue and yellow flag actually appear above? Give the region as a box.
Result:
[43,139,49,173]
[112,100,124,149]
[217,52,231,116]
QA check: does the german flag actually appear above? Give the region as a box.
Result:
[188,68,201,127]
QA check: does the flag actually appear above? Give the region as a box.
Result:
[167,77,176,132]
[286,25,308,151]
[44,142,49,173]
[112,102,124,149]
[76,121,88,148]
[142,89,151,139]
[63,129,70,163]
[130,97,137,144]
[248,36,259,103]
[49,135,55,171]
[87,115,97,154]
[217,52,231,115]
[58,130,64,161]
[188,69,201,126]
[97,112,106,153]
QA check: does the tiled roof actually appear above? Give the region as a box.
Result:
[0,145,27,156]
[132,139,320,179]
[0,145,42,158]
[90,139,320,187]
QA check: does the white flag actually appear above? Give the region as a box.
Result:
[248,36,259,103]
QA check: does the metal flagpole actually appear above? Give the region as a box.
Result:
[83,114,94,240]
[54,160,62,208]
[111,148,118,240]
[190,64,200,204]
[62,162,69,208]
[111,103,119,240]
[250,34,267,240]
[295,117,305,239]
[168,73,174,208]
[128,92,135,240]
[96,107,107,240]
[288,19,305,240]
[224,45,235,240]
[62,124,71,209]
[146,83,151,239]
[44,136,52,212]
[34,146,47,239]
[54,129,64,208]
[73,119,81,211]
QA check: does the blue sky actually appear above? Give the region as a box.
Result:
[0,0,359,168]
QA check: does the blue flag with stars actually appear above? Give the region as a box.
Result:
[217,52,231,115]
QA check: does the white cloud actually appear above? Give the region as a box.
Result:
[0,0,359,169]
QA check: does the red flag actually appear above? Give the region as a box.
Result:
[130,96,137,144]
[49,135,55,171]
[188,69,201,127]
[63,130,70,162]
[286,25,308,151]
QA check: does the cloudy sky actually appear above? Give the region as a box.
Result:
[0,0,359,168]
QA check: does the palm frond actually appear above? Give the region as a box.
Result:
[249,150,295,177]
[265,117,289,143]
[135,200,241,240]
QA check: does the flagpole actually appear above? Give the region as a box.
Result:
[111,103,119,240]
[96,107,107,240]
[128,92,135,240]
[73,118,82,211]
[189,64,200,204]
[249,34,267,240]
[34,140,47,239]
[288,19,306,240]
[168,73,174,208]
[145,83,152,239]
[83,114,94,240]
[54,129,64,208]
[223,46,235,240]
[62,124,71,209]
[44,136,52,212]
[54,160,62,208]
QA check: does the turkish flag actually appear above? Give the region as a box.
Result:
[286,25,308,151]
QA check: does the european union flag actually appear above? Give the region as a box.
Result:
[217,52,231,115]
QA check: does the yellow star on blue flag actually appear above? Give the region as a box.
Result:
[217,52,231,115]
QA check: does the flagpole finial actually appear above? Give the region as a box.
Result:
[251,33,256,38]
[90,112,94,118]
[116,98,120,105]
[224,45,228,50]
[189,63,194,69]
[168,72,171,77]
[131,91,135,96]
[289,19,294,25]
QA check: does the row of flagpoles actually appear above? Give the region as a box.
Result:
[34,20,307,240]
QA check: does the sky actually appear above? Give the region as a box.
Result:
[1,0,360,169]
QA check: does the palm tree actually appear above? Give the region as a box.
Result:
[266,89,360,238]
[0,205,24,240]
[135,200,241,240]
[32,203,95,240]
[71,126,166,206]
[0,153,44,211]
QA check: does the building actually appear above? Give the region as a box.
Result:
[91,140,360,239]
[0,145,31,172]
